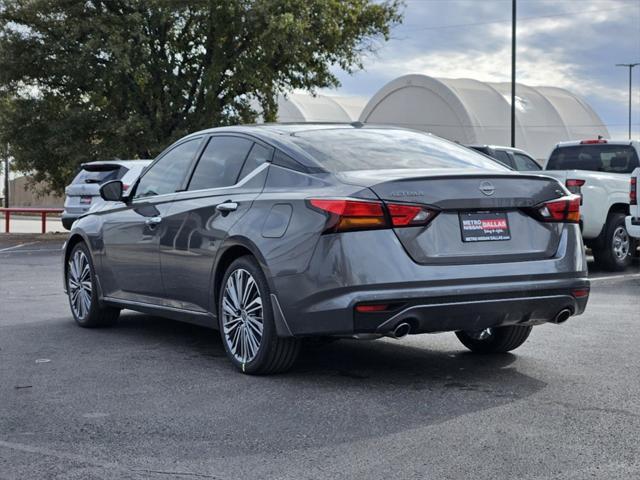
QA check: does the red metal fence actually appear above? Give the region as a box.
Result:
[0,207,64,234]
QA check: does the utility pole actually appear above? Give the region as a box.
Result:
[615,63,639,139]
[510,0,516,148]
[2,143,8,208]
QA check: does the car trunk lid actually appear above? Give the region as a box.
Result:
[339,169,569,265]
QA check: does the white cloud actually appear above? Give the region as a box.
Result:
[339,0,640,131]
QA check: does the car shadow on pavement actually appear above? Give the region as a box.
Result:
[102,312,548,452]
[587,255,640,275]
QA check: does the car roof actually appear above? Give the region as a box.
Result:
[183,122,405,141]
[467,145,533,156]
[180,123,425,172]
[555,139,638,147]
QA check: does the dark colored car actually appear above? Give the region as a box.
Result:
[63,125,589,374]
[467,145,541,171]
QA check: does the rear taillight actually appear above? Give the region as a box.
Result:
[387,203,438,227]
[536,195,581,223]
[580,139,607,144]
[308,198,438,233]
[308,199,386,232]
[123,184,130,192]
[631,177,637,205]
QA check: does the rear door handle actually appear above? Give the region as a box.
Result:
[216,202,238,213]
[145,216,162,226]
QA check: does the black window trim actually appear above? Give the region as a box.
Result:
[182,133,274,193]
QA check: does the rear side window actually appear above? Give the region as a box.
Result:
[513,152,540,170]
[547,145,639,173]
[238,143,273,181]
[493,150,515,169]
[290,129,507,172]
[72,166,126,185]
[135,139,201,199]
[188,136,253,191]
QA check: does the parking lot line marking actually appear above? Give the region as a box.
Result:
[0,247,61,254]
[0,241,39,253]
[0,440,218,478]
[0,439,115,469]
[590,273,640,282]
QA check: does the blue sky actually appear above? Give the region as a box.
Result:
[325,0,640,138]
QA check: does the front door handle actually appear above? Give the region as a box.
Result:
[145,216,162,227]
[216,202,238,213]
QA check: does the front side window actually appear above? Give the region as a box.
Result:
[135,139,201,199]
[188,136,253,191]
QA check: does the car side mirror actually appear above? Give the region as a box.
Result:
[100,180,124,202]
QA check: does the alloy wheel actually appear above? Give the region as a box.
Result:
[222,268,264,363]
[68,250,92,320]
[612,226,630,260]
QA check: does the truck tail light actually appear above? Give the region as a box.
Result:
[566,179,585,204]
[535,195,581,224]
[631,177,637,206]
[308,199,439,233]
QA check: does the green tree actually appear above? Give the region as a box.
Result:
[0,0,402,192]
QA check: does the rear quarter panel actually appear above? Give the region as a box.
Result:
[544,169,631,238]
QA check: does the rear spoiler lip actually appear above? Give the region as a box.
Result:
[337,171,565,187]
[80,162,122,172]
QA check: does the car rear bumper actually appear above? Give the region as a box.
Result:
[626,216,640,239]
[61,212,80,230]
[273,277,589,337]
[269,227,589,337]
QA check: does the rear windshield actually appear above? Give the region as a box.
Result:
[72,165,127,184]
[290,129,508,172]
[547,145,639,173]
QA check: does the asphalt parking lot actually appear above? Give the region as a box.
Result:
[1,236,639,480]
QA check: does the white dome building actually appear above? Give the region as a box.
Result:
[359,74,609,160]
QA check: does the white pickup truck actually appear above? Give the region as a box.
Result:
[626,167,640,239]
[542,139,639,271]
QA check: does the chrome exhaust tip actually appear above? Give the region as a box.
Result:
[553,308,572,324]
[390,322,411,339]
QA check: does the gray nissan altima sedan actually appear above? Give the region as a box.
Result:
[63,124,590,374]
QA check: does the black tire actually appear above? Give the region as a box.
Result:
[456,325,532,353]
[592,213,633,272]
[218,255,300,375]
[66,242,120,327]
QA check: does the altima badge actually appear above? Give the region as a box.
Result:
[479,181,495,196]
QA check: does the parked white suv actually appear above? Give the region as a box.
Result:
[543,139,639,271]
[626,167,640,239]
[62,160,150,229]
